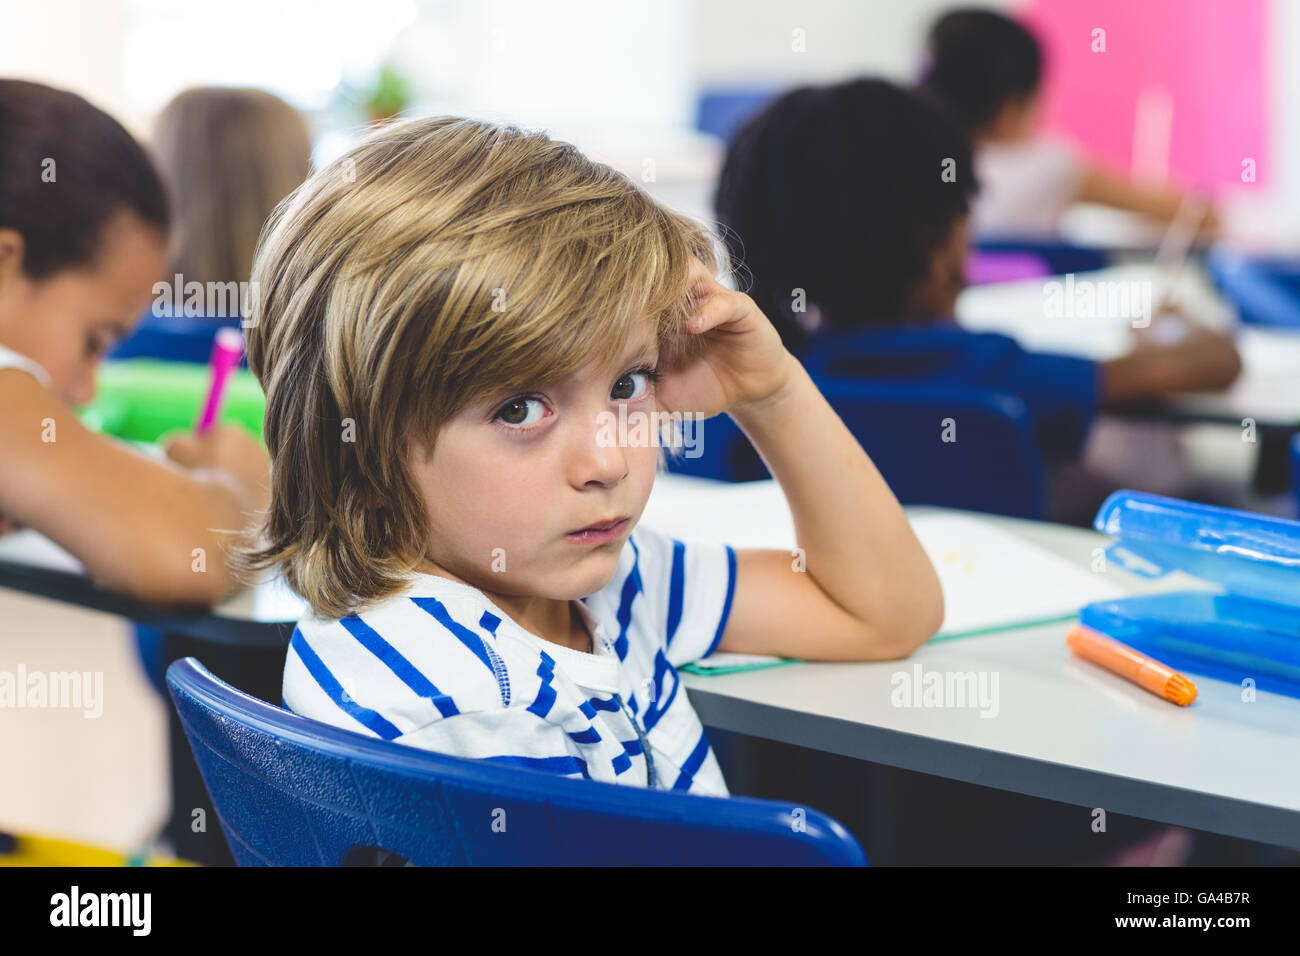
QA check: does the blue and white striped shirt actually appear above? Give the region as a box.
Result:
[283,525,738,796]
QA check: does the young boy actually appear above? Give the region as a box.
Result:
[244,116,944,795]
[714,78,1241,524]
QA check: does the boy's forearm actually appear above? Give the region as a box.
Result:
[727,357,943,647]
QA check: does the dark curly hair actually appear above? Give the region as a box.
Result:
[714,77,978,350]
[920,8,1043,134]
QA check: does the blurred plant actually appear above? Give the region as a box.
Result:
[339,61,414,125]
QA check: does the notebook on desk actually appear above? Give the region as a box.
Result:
[644,479,1126,674]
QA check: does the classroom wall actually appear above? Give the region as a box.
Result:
[1023,0,1269,192]
[4,0,1299,224]
[687,0,1015,87]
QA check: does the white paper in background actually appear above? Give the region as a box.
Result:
[641,475,1125,657]
[0,441,169,574]
[0,529,85,574]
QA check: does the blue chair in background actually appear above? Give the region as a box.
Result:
[1208,246,1300,329]
[695,87,779,143]
[111,310,243,363]
[165,658,867,866]
[974,238,1110,276]
[667,378,1047,520]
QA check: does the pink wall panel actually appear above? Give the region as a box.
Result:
[1020,0,1269,190]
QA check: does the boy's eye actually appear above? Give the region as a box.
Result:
[495,397,546,426]
[612,371,651,401]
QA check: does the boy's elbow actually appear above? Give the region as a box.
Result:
[862,572,945,660]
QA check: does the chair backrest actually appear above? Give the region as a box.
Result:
[974,238,1110,275]
[1207,246,1300,329]
[165,658,866,866]
[694,87,778,142]
[667,378,1047,520]
[111,311,243,363]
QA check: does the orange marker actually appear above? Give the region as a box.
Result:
[1066,625,1198,706]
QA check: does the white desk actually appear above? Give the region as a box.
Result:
[957,263,1300,428]
[645,475,1300,851]
[4,474,1298,849]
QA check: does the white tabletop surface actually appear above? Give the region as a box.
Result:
[644,474,1300,848]
[5,471,1298,844]
[957,262,1300,427]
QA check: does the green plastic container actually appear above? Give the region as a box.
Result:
[81,359,265,443]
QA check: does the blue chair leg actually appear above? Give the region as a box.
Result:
[133,624,166,697]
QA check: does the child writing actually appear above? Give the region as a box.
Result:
[152,87,312,311]
[920,8,1219,239]
[0,80,270,603]
[244,116,944,794]
[714,78,1241,525]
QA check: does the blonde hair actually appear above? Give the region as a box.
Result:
[153,87,312,294]
[244,116,717,619]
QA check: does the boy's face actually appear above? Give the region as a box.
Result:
[408,328,662,603]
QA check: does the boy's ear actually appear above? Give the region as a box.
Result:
[0,229,27,293]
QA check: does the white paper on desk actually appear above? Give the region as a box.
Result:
[0,529,85,573]
[0,443,163,573]
[642,476,1124,648]
[688,651,790,671]
[915,513,1123,637]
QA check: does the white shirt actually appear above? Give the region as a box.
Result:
[0,344,51,387]
[283,524,738,796]
[972,137,1086,237]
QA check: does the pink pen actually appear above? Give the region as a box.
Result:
[196,327,245,434]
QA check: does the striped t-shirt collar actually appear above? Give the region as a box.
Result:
[398,570,621,692]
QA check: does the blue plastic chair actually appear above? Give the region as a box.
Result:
[667,378,1047,520]
[695,87,779,143]
[165,658,867,866]
[974,238,1110,275]
[1207,246,1300,329]
[111,310,243,363]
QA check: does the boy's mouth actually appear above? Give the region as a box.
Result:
[565,516,630,545]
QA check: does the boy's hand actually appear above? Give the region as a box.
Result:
[655,259,797,419]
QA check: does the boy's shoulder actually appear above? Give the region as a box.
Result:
[287,576,533,733]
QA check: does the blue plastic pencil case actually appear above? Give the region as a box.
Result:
[1079,491,1300,699]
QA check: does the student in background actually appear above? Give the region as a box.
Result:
[0,80,269,603]
[714,78,1241,525]
[919,8,1219,239]
[151,87,312,309]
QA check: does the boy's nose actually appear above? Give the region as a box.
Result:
[572,414,629,487]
